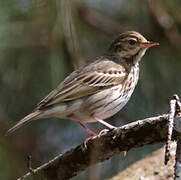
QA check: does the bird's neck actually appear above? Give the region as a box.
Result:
[122,58,139,73]
[105,48,146,66]
[104,53,139,70]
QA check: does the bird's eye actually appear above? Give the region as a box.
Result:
[128,39,137,45]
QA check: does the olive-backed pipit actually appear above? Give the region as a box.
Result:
[7,31,159,136]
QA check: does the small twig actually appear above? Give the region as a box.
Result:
[27,156,35,174]
[17,154,63,180]
[165,96,177,165]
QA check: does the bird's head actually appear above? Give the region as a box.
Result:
[108,31,159,64]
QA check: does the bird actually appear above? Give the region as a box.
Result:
[7,31,159,136]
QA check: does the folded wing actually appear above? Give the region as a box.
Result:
[37,58,127,109]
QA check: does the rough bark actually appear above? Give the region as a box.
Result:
[18,114,170,180]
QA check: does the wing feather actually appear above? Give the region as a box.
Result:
[37,59,127,109]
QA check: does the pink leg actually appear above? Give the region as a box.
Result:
[77,121,97,136]
[124,151,127,157]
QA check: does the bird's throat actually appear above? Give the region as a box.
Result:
[124,48,146,66]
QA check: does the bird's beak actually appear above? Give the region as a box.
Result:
[140,41,159,48]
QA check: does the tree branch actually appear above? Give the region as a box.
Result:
[18,114,170,180]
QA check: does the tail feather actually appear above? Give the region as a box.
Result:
[6,111,41,136]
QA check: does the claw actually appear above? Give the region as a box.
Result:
[83,136,92,149]
[98,129,109,135]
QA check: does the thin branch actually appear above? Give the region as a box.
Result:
[17,154,63,180]
[18,114,169,180]
[165,97,176,165]
[173,95,181,180]
[27,156,35,174]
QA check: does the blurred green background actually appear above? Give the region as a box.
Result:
[0,0,181,179]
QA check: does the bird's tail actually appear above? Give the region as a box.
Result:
[6,110,41,136]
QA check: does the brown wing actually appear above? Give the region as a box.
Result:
[37,58,127,109]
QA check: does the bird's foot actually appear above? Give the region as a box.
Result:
[98,128,109,135]
[83,134,97,150]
